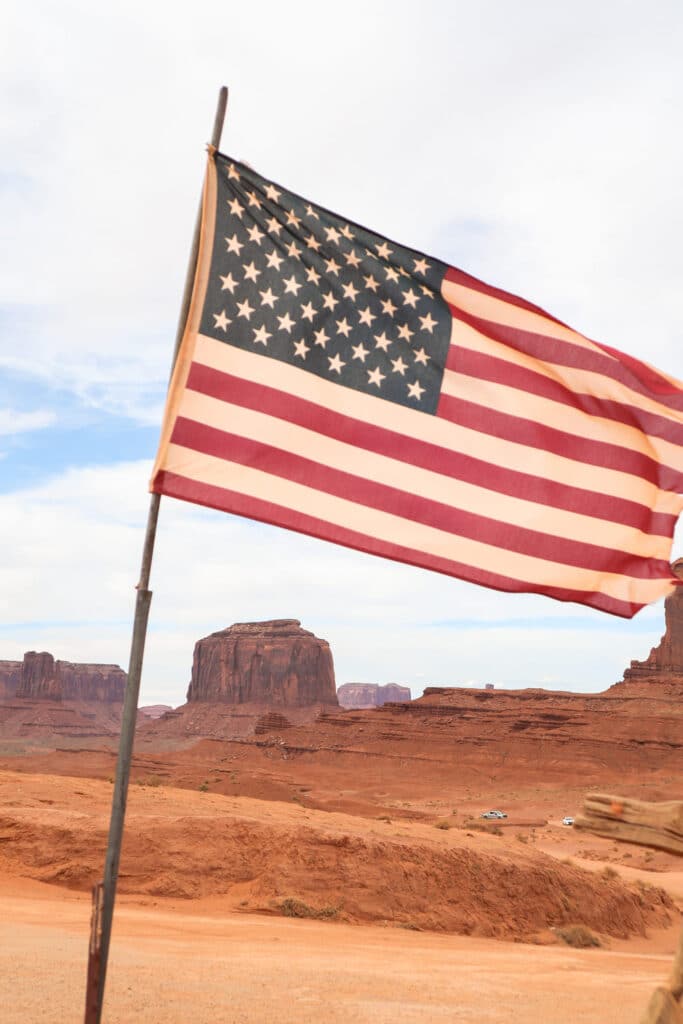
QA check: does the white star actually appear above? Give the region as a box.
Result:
[246,190,261,208]
[243,261,261,283]
[352,342,369,362]
[306,265,321,285]
[402,288,420,308]
[286,209,302,229]
[305,204,319,219]
[266,216,282,236]
[343,250,362,268]
[266,249,284,270]
[328,353,345,374]
[376,241,392,260]
[364,274,379,292]
[294,338,310,359]
[313,328,329,348]
[420,283,433,297]
[325,226,342,244]
[265,183,281,202]
[277,312,296,333]
[398,266,410,277]
[367,366,386,387]
[248,224,265,245]
[228,197,243,218]
[340,224,354,240]
[286,240,301,259]
[413,257,430,275]
[413,347,429,366]
[227,163,240,180]
[259,287,278,308]
[384,266,400,284]
[381,298,397,316]
[336,317,352,338]
[342,281,359,301]
[391,356,408,375]
[300,301,317,322]
[397,323,414,342]
[419,312,438,333]
[305,233,321,252]
[407,379,425,400]
[283,275,302,296]
[220,272,238,293]
[226,233,243,255]
[373,331,391,352]
[236,299,255,320]
[253,324,271,345]
[213,310,231,331]
[324,257,340,276]
[358,306,376,327]
[322,291,338,311]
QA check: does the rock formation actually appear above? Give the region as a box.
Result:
[14,651,126,703]
[620,585,683,685]
[138,705,173,720]
[0,661,22,701]
[337,683,411,709]
[186,620,338,707]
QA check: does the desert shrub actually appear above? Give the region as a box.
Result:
[516,833,529,844]
[198,781,209,792]
[434,820,451,830]
[601,866,618,881]
[279,898,339,920]
[556,925,602,949]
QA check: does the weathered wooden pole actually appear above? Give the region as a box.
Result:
[83,85,228,1024]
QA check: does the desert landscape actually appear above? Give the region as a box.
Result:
[1,606,682,1023]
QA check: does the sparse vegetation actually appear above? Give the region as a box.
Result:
[516,833,528,843]
[434,820,451,830]
[279,898,340,920]
[198,781,209,792]
[601,866,618,881]
[555,925,602,949]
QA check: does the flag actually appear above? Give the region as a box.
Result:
[151,148,683,618]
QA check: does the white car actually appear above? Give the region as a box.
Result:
[562,816,575,826]
[481,810,508,820]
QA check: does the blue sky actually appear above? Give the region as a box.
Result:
[2,1,682,705]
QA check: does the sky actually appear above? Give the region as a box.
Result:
[2,1,683,706]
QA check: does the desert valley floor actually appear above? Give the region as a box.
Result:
[1,677,682,1023]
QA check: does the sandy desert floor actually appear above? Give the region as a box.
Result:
[1,755,682,1023]
[2,875,680,1024]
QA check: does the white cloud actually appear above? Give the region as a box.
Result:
[0,409,56,436]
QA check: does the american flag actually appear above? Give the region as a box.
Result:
[151,149,683,617]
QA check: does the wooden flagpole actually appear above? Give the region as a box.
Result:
[84,85,228,1024]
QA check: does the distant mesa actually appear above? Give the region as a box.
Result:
[187,619,338,707]
[337,683,411,709]
[138,705,173,720]
[1,651,125,704]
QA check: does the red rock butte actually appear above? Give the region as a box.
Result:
[186,619,338,707]
[1,651,126,703]
[337,683,411,709]
[617,584,683,694]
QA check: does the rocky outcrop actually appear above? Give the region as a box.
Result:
[0,661,22,701]
[14,651,126,703]
[337,683,411,709]
[186,620,338,707]
[621,585,683,683]
[138,705,173,720]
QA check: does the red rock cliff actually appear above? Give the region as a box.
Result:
[337,683,411,709]
[15,651,126,703]
[186,620,338,707]
[0,661,22,701]
[620,585,683,684]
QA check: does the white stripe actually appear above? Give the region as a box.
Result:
[161,441,673,607]
[179,387,674,560]
[192,333,681,511]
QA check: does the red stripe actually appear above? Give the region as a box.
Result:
[151,468,644,619]
[437,392,683,494]
[445,323,683,447]
[170,415,672,579]
[186,362,676,536]
[444,266,683,405]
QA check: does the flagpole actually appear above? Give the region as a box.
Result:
[84,85,228,1024]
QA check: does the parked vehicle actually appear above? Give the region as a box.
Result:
[480,810,508,819]
[562,816,575,826]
